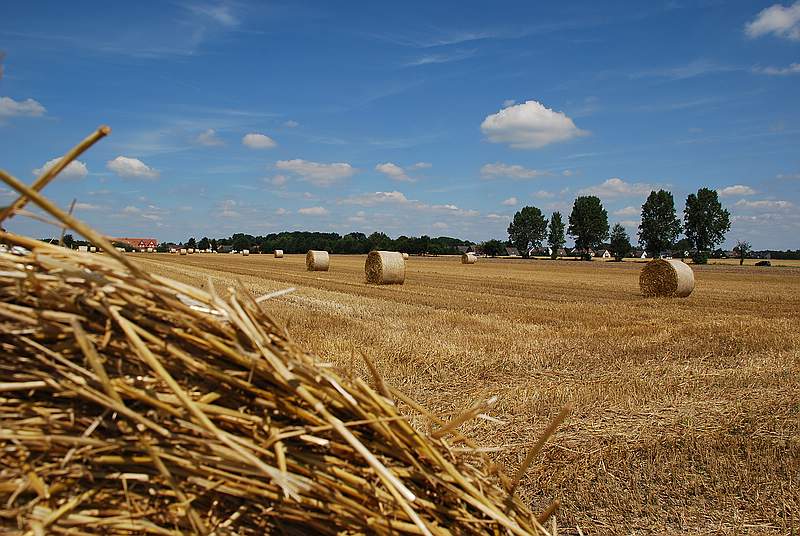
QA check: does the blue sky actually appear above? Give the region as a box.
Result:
[1,0,799,248]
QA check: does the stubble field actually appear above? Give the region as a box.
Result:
[133,253,800,534]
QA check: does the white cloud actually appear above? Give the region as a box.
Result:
[0,96,46,118]
[502,99,516,108]
[432,222,449,229]
[340,191,409,206]
[777,172,800,179]
[107,156,159,179]
[481,100,588,149]
[480,162,547,180]
[410,162,432,169]
[562,169,574,176]
[267,174,288,187]
[486,213,506,220]
[735,199,794,210]
[74,202,101,211]
[242,133,277,149]
[613,205,640,216]
[122,205,141,214]
[718,185,756,197]
[754,62,800,75]
[579,178,653,198]
[298,206,329,216]
[284,120,299,128]
[187,3,239,27]
[276,159,356,187]
[33,157,88,179]
[218,199,240,218]
[502,197,518,206]
[533,190,555,199]
[376,162,411,181]
[196,128,224,146]
[745,1,800,40]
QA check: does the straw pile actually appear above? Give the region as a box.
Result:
[462,252,477,264]
[366,251,405,285]
[306,250,329,271]
[402,252,409,260]
[242,249,250,256]
[274,249,284,258]
[0,128,562,535]
[639,259,695,297]
[89,246,97,253]
[188,248,194,254]
[180,248,187,255]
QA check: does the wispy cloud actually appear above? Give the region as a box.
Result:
[630,59,740,80]
[404,49,476,67]
[753,62,800,75]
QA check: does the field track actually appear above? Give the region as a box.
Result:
[134,253,800,534]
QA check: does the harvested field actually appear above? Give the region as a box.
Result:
[133,253,800,534]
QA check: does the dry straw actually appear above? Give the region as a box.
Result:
[179,248,187,255]
[306,249,330,271]
[366,250,405,284]
[639,258,695,297]
[274,249,284,258]
[242,249,250,256]
[462,252,477,264]
[0,128,565,535]
[402,252,409,260]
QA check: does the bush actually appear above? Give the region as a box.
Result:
[691,251,708,264]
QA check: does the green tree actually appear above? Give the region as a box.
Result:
[482,239,505,257]
[568,196,609,259]
[186,237,197,249]
[62,233,75,249]
[507,206,547,258]
[638,190,681,258]
[547,212,566,259]
[609,223,632,261]
[684,188,731,264]
[734,240,751,266]
[198,237,210,251]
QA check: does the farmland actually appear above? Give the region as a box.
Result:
[134,253,800,534]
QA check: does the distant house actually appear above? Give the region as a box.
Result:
[632,249,648,259]
[217,245,234,254]
[557,248,567,257]
[596,249,611,259]
[113,237,158,251]
[456,245,471,254]
[659,251,673,259]
[505,247,520,257]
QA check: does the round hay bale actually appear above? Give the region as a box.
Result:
[306,250,329,271]
[89,246,97,253]
[639,259,694,297]
[274,249,284,258]
[242,249,250,256]
[461,252,477,264]
[402,252,409,260]
[179,248,187,256]
[365,251,405,285]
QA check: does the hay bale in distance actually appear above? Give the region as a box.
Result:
[402,252,409,259]
[640,258,695,297]
[462,252,477,264]
[89,246,97,253]
[306,250,330,271]
[274,249,284,258]
[77,245,88,252]
[179,248,187,255]
[242,249,250,256]
[366,250,405,284]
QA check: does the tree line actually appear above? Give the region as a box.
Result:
[505,187,732,263]
[176,231,473,256]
